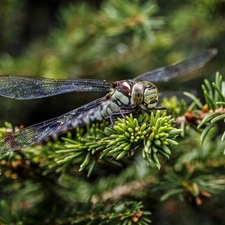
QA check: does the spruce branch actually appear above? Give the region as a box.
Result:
[52,111,182,172]
[0,111,181,178]
[158,172,225,205]
[161,96,187,118]
[91,177,155,204]
[0,200,23,225]
[65,200,151,225]
[96,0,164,44]
[177,73,225,146]
[0,121,15,139]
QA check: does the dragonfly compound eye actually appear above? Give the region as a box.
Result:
[143,83,158,110]
[131,83,144,105]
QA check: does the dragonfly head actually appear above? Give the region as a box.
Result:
[131,81,159,111]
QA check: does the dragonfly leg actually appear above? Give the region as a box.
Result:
[106,105,140,127]
[154,106,167,110]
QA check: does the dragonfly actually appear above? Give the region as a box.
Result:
[0,49,217,153]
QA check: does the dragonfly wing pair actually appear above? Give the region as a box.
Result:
[134,49,217,83]
[0,76,112,100]
[0,49,217,153]
[0,97,107,153]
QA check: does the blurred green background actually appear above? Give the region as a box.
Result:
[0,0,224,127]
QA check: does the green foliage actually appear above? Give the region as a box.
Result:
[158,128,225,207]
[184,73,225,146]
[0,0,164,80]
[169,0,222,49]
[0,200,23,225]
[69,201,151,225]
[2,111,179,176]
[96,0,164,43]
[159,172,225,204]
[161,96,187,118]
[57,111,181,171]
[0,0,23,50]
[183,73,225,110]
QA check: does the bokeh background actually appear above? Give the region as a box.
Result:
[0,0,224,127]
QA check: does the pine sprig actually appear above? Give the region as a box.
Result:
[158,172,225,205]
[198,73,225,145]
[97,0,164,44]
[0,200,24,225]
[182,73,225,146]
[184,73,225,112]
[161,96,187,118]
[0,110,182,176]
[54,111,181,172]
[65,201,151,225]
[0,122,15,139]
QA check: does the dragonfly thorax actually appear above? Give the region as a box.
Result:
[131,81,158,111]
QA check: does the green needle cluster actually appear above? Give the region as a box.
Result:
[102,111,182,169]
[54,111,182,171]
[101,114,149,160]
[161,96,187,118]
[184,73,225,146]
[142,111,182,169]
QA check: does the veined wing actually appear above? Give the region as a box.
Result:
[0,96,106,153]
[133,49,217,83]
[0,49,217,100]
[0,75,112,100]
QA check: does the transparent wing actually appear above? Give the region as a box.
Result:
[133,49,217,83]
[0,75,112,100]
[0,97,106,153]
